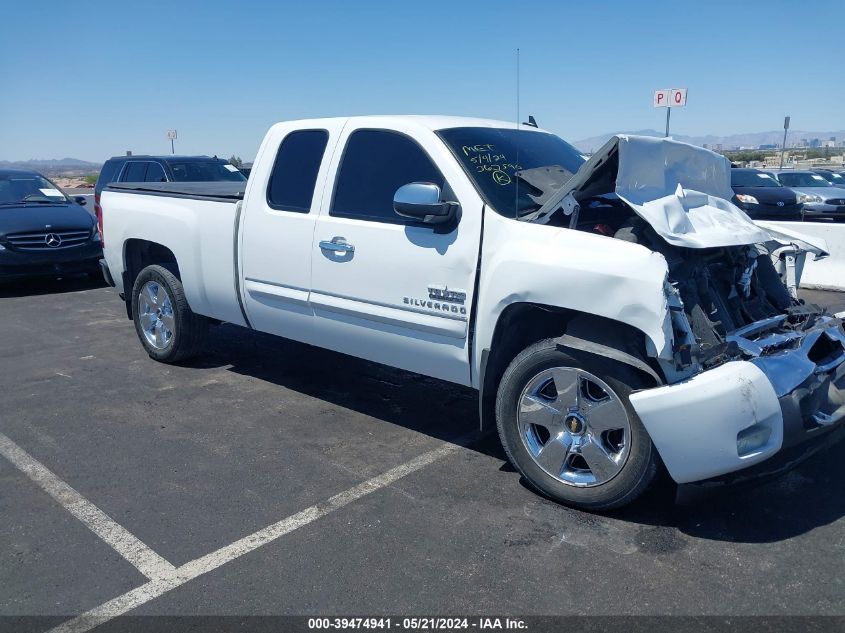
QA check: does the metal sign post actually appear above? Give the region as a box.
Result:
[653,88,687,137]
[167,130,178,155]
[780,116,790,168]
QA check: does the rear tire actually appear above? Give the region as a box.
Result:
[131,265,207,363]
[495,338,658,511]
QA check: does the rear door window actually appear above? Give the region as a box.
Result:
[267,130,329,213]
[122,162,148,182]
[168,161,246,182]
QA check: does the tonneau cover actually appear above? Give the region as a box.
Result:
[105,181,245,201]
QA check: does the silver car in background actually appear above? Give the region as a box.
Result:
[771,170,845,221]
[814,169,845,188]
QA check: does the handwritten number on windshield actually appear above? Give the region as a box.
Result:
[462,144,521,186]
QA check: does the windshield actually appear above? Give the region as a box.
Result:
[818,172,845,185]
[731,170,782,187]
[437,127,586,217]
[777,172,832,188]
[0,173,69,205]
[168,161,247,182]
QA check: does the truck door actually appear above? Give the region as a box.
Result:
[309,122,483,386]
[240,120,345,341]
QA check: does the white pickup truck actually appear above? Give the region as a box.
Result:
[100,116,845,510]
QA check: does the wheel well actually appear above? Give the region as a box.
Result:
[478,303,660,429]
[121,239,180,319]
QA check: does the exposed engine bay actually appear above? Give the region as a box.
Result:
[573,197,830,371]
[517,134,844,382]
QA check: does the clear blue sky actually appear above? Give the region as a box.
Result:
[1,0,842,162]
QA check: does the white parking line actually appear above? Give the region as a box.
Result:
[33,435,469,633]
[0,432,176,581]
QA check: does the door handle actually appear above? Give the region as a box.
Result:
[319,236,355,253]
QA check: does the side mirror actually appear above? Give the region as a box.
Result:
[73,196,87,206]
[393,182,459,225]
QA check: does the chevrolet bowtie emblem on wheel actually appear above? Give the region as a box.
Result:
[565,414,585,435]
[45,233,62,248]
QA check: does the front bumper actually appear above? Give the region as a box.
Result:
[0,242,103,279]
[739,202,803,220]
[802,203,845,220]
[99,258,115,287]
[630,316,845,483]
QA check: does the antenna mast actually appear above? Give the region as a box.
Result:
[515,48,520,215]
[516,47,520,130]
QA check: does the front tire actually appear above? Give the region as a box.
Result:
[495,339,658,510]
[131,265,207,363]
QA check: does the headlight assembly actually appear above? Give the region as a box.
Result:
[735,194,759,205]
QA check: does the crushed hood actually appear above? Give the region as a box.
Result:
[755,221,829,258]
[537,134,803,250]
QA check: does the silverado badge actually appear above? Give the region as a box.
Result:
[402,285,468,315]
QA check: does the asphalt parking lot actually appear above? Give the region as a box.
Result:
[1,278,844,629]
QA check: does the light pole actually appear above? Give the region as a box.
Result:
[780,116,790,168]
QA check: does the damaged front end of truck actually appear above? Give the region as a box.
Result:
[521,135,845,483]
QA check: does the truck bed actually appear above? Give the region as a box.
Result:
[101,184,247,328]
[106,182,246,202]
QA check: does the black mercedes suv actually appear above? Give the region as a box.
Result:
[0,169,102,280]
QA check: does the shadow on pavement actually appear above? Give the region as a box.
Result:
[0,274,105,298]
[193,323,845,542]
[607,437,845,544]
[191,323,489,455]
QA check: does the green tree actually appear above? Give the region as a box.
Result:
[83,173,98,185]
[725,151,766,163]
[228,155,243,168]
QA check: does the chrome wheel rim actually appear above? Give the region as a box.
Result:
[137,280,175,350]
[517,367,631,487]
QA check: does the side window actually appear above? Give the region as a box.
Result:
[122,161,147,182]
[171,164,188,181]
[331,130,445,222]
[267,130,329,213]
[145,162,167,183]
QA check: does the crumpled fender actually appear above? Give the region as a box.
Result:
[472,212,672,388]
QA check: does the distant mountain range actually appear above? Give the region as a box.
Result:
[0,158,101,174]
[4,130,844,172]
[573,129,845,153]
